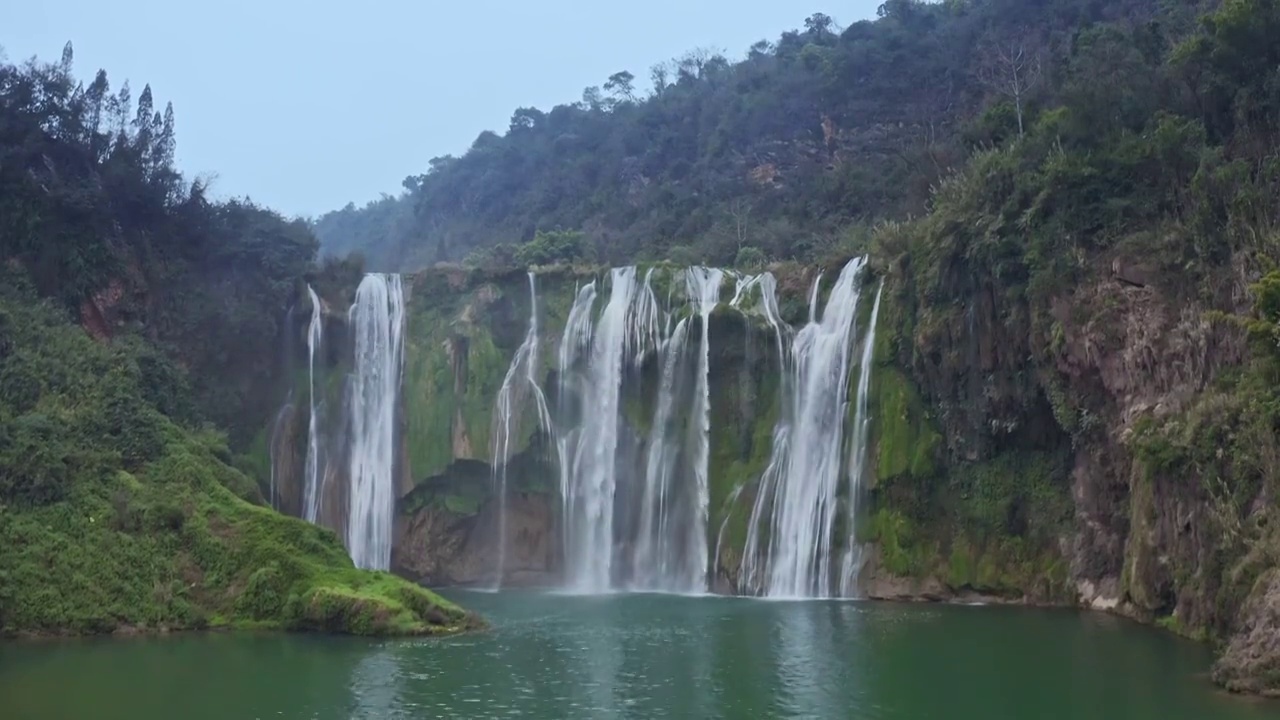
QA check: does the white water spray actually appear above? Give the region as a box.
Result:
[560,268,653,591]
[490,272,555,588]
[685,267,723,590]
[302,286,325,523]
[268,394,295,511]
[346,274,405,571]
[630,316,691,590]
[742,257,872,598]
[840,281,883,594]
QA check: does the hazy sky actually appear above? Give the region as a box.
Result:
[5,1,879,218]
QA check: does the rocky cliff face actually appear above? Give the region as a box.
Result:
[866,225,1280,695]
[394,487,557,586]
[1053,263,1245,621]
[1214,569,1280,697]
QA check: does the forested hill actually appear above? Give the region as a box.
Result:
[0,44,470,637]
[312,0,1215,271]
[0,44,334,440]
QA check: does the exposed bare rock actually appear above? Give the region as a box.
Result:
[1111,256,1157,288]
[1213,569,1280,697]
[79,277,126,342]
[1076,577,1122,611]
[858,545,951,602]
[393,492,558,587]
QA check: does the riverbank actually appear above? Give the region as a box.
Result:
[4,604,485,641]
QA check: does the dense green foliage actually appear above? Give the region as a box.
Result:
[878,0,1280,456]
[313,0,1223,271]
[858,0,1280,627]
[0,46,319,443]
[0,47,478,636]
[0,273,474,635]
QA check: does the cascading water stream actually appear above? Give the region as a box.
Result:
[305,260,878,598]
[561,270,641,592]
[549,263,888,597]
[267,394,294,512]
[346,273,405,571]
[490,272,555,588]
[839,281,883,595]
[560,268,679,592]
[630,316,690,590]
[742,256,871,598]
[627,267,722,593]
[556,282,598,578]
[738,272,796,595]
[685,267,723,591]
[302,286,325,523]
[568,269,629,590]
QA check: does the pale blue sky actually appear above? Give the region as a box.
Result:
[5,1,878,217]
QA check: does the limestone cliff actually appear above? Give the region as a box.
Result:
[861,211,1280,695]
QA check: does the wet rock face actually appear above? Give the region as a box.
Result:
[859,546,950,602]
[1067,446,1127,599]
[1213,569,1280,697]
[393,491,558,587]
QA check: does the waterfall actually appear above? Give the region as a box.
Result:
[549,263,886,597]
[554,266,725,594]
[556,281,598,580]
[277,260,887,596]
[630,316,692,590]
[626,267,722,593]
[685,267,723,590]
[267,394,295,512]
[741,256,873,598]
[559,268,662,591]
[302,286,325,523]
[839,281,883,595]
[807,272,824,324]
[490,272,555,588]
[730,271,787,352]
[345,273,405,571]
[318,259,877,597]
[738,271,795,594]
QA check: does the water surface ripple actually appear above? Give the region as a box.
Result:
[0,591,1272,720]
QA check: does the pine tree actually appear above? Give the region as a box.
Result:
[155,101,175,169]
[111,80,131,147]
[85,70,110,156]
[134,84,154,169]
[59,41,73,77]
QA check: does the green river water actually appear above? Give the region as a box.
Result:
[1,590,1273,719]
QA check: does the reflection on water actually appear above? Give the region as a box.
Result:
[347,646,399,719]
[580,599,621,716]
[0,592,1275,720]
[775,604,825,717]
